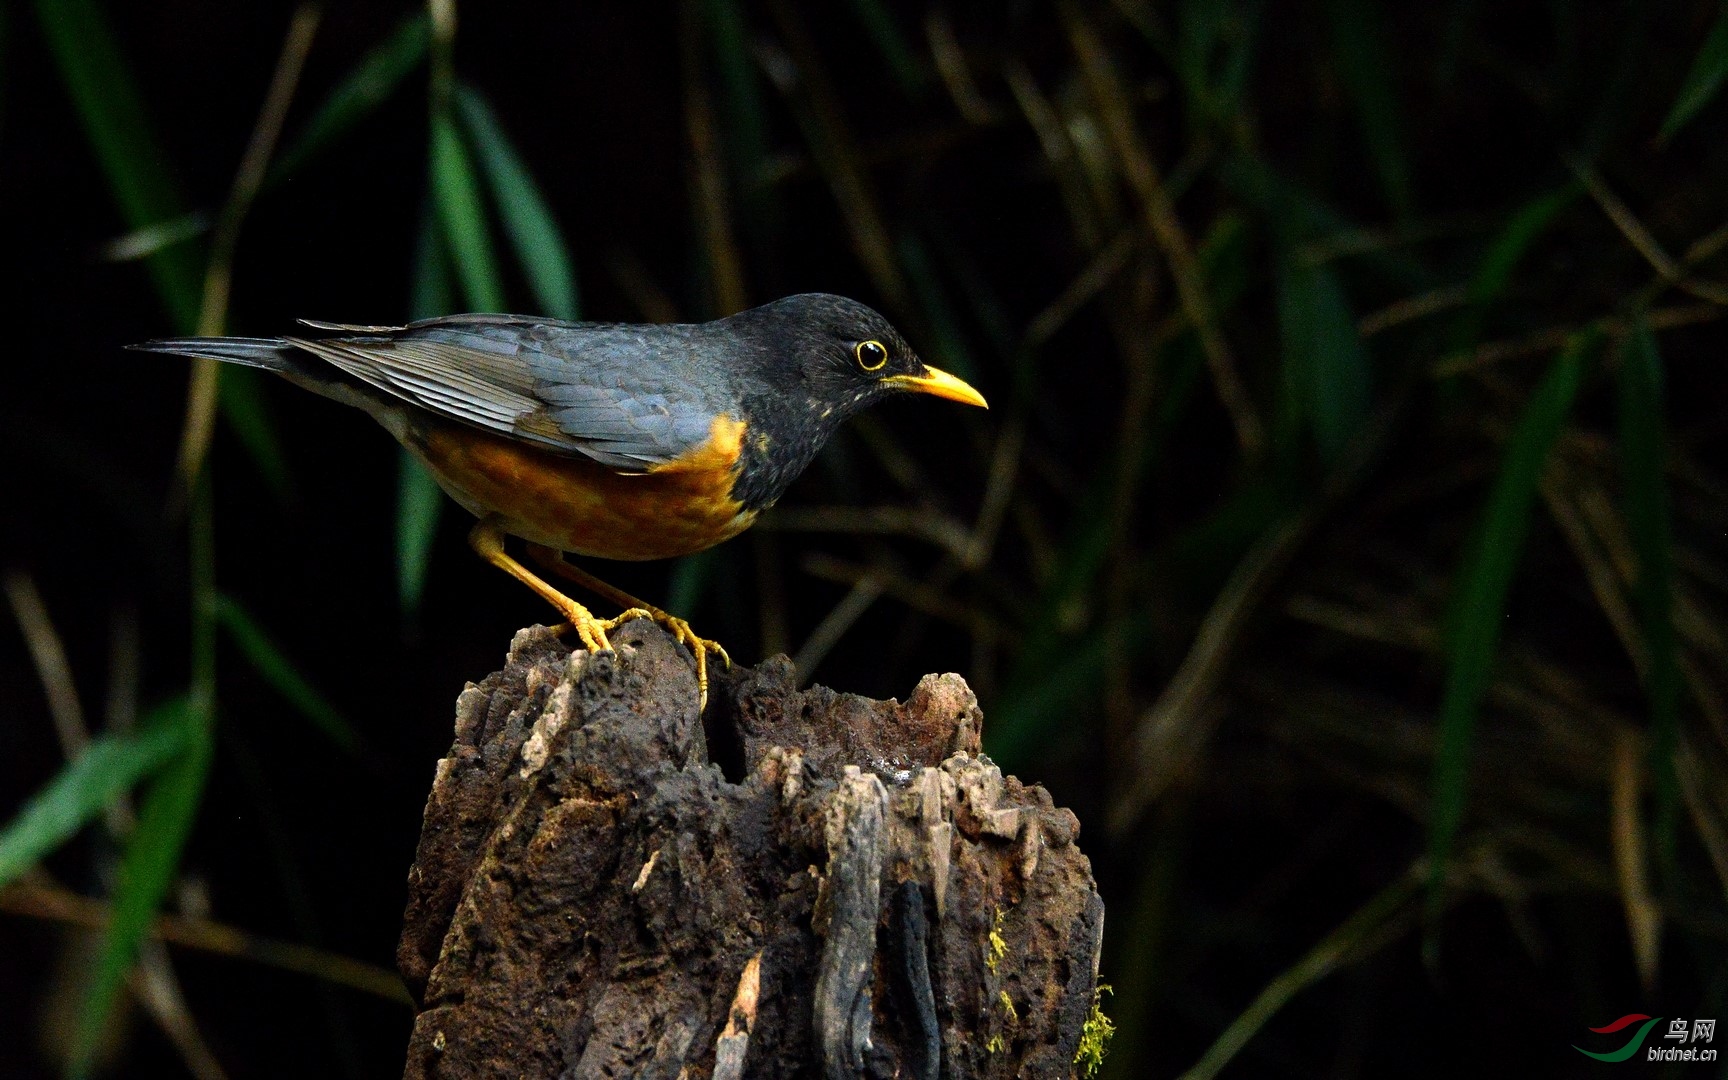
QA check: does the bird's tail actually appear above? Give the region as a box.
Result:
[126,336,302,371]
[127,334,404,431]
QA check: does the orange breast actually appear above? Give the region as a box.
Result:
[406,415,757,561]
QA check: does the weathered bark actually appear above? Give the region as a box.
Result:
[398,620,1104,1079]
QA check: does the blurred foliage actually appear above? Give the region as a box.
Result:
[3,0,1728,1076]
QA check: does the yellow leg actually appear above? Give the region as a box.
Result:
[468,517,617,655]
[525,543,730,708]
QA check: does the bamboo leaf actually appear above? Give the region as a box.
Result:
[1451,184,1578,354]
[214,595,359,752]
[999,480,1280,773]
[1324,0,1413,219]
[989,612,1156,767]
[410,196,456,319]
[98,14,431,261]
[994,215,1248,760]
[896,229,976,379]
[1180,864,1422,1080]
[1658,1,1728,142]
[1468,186,1578,306]
[454,83,580,321]
[0,1,10,138]
[1212,3,1263,119]
[1173,0,1264,127]
[1425,329,1597,924]
[270,12,432,182]
[667,549,716,620]
[923,219,1020,361]
[397,449,444,616]
[430,112,505,312]
[70,694,214,1077]
[33,0,200,331]
[993,349,1206,748]
[397,205,454,615]
[38,0,295,496]
[1274,258,1313,455]
[1436,0,1477,85]
[0,703,187,889]
[845,0,926,94]
[217,369,294,500]
[1617,316,1680,879]
[1278,257,1371,461]
[706,0,774,231]
[1223,152,1430,291]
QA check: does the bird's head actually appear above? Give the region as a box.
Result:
[735,293,988,419]
[718,293,987,511]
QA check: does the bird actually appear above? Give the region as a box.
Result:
[131,293,987,705]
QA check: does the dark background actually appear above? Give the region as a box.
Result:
[3,1,1727,1076]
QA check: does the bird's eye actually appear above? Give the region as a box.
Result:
[855,340,889,371]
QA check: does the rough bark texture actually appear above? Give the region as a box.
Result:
[399,621,1104,1079]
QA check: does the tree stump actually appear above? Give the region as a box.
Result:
[398,621,1105,1079]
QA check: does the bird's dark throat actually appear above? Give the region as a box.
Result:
[728,387,865,512]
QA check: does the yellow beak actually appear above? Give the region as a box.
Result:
[885,365,989,409]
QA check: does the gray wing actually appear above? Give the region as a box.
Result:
[287,314,729,471]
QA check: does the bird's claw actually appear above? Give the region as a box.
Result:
[596,608,728,710]
[556,604,615,655]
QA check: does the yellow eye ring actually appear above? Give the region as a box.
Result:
[855,339,889,371]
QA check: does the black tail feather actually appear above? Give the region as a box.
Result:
[127,334,394,422]
[126,336,297,372]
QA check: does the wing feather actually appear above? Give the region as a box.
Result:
[285,316,730,473]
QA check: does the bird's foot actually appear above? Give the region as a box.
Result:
[553,599,616,656]
[597,607,731,710]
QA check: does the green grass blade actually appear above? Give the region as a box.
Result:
[75,483,224,1074]
[214,595,359,752]
[0,1,10,139]
[397,449,444,616]
[1451,184,1578,354]
[34,0,200,331]
[68,695,213,1078]
[38,0,294,496]
[1436,0,1477,85]
[1425,329,1597,926]
[996,214,1247,755]
[845,0,926,95]
[1164,481,1289,588]
[217,368,294,500]
[1224,152,1428,291]
[706,0,774,229]
[100,210,213,263]
[1172,0,1263,127]
[1179,864,1422,1080]
[923,219,1019,360]
[1658,1,1728,142]
[1277,257,1371,462]
[1324,0,1413,219]
[989,612,1156,767]
[1173,0,1228,119]
[0,703,187,888]
[896,229,976,379]
[1617,315,1680,881]
[1274,256,1313,456]
[995,349,1205,726]
[666,549,717,620]
[454,83,580,321]
[430,112,504,312]
[410,196,456,319]
[270,12,431,182]
[1213,1,1263,120]
[1467,186,1578,306]
[397,205,453,615]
